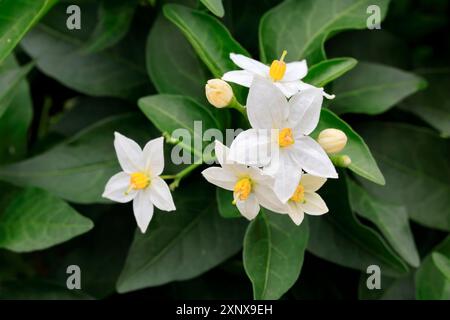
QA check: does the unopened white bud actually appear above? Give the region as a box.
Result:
[317,128,348,154]
[205,79,233,108]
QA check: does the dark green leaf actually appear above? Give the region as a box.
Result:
[311,109,385,185]
[200,0,225,17]
[243,210,309,300]
[0,187,93,252]
[0,114,157,204]
[330,62,427,115]
[357,123,450,231]
[358,274,415,300]
[307,176,409,276]
[303,57,357,88]
[347,178,419,267]
[216,187,241,218]
[259,0,390,64]
[0,279,92,299]
[0,0,57,63]
[116,181,247,293]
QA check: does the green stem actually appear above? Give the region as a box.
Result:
[161,163,204,191]
[228,97,247,118]
[37,96,53,139]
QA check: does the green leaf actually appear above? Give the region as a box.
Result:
[330,62,427,115]
[0,0,57,63]
[0,114,157,204]
[20,3,150,100]
[82,0,138,53]
[200,0,225,17]
[400,71,450,137]
[0,187,93,252]
[307,176,409,277]
[116,181,247,293]
[259,0,390,64]
[303,57,358,88]
[138,94,221,157]
[0,56,33,164]
[416,236,450,300]
[163,4,248,78]
[243,210,309,300]
[356,123,450,231]
[216,187,241,219]
[311,108,385,185]
[147,14,209,102]
[347,178,419,267]
[0,61,33,119]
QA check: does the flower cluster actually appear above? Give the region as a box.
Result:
[103,51,349,232]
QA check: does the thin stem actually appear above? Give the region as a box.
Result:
[228,97,247,118]
[169,163,203,191]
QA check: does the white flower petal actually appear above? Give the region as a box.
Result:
[273,81,301,98]
[300,174,327,192]
[201,167,236,191]
[288,87,323,135]
[272,153,302,203]
[133,191,154,233]
[229,128,274,167]
[148,176,176,211]
[102,172,136,203]
[143,137,165,176]
[298,81,335,100]
[302,192,328,215]
[229,53,269,76]
[291,136,338,178]
[287,202,305,225]
[254,183,288,214]
[236,194,260,220]
[247,76,289,129]
[222,70,254,87]
[114,132,144,173]
[283,60,308,82]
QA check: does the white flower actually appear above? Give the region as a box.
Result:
[222,51,335,99]
[201,141,285,220]
[282,174,329,225]
[102,132,176,233]
[229,76,338,203]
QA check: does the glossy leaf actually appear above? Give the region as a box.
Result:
[0,187,93,252]
[21,3,150,100]
[307,176,409,276]
[357,123,450,231]
[0,114,157,204]
[243,210,309,300]
[0,0,57,63]
[303,57,358,88]
[347,178,420,267]
[116,181,247,293]
[259,0,390,64]
[330,62,427,115]
[200,0,225,17]
[311,108,385,185]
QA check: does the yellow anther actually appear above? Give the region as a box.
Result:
[290,184,305,203]
[233,177,252,203]
[125,172,150,194]
[269,50,288,81]
[278,128,294,147]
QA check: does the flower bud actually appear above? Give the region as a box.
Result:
[317,128,348,154]
[330,154,352,168]
[205,79,234,108]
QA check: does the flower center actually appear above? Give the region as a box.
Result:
[290,184,305,203]
[233,177,252,202]
[269,50,287,81]
[126,172,150,194]
[278,128,294,147]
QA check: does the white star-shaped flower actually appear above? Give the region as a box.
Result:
[103,132,175,233]
[202,141,285,220]
[229,76,338,203]
[222,51,334,99]
[282,174,329,225]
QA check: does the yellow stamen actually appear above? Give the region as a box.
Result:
[232,177,252,203]
[290,184,305,203]
[278,128,294,147]
[125,172,150,195]
[269,50,288,81]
